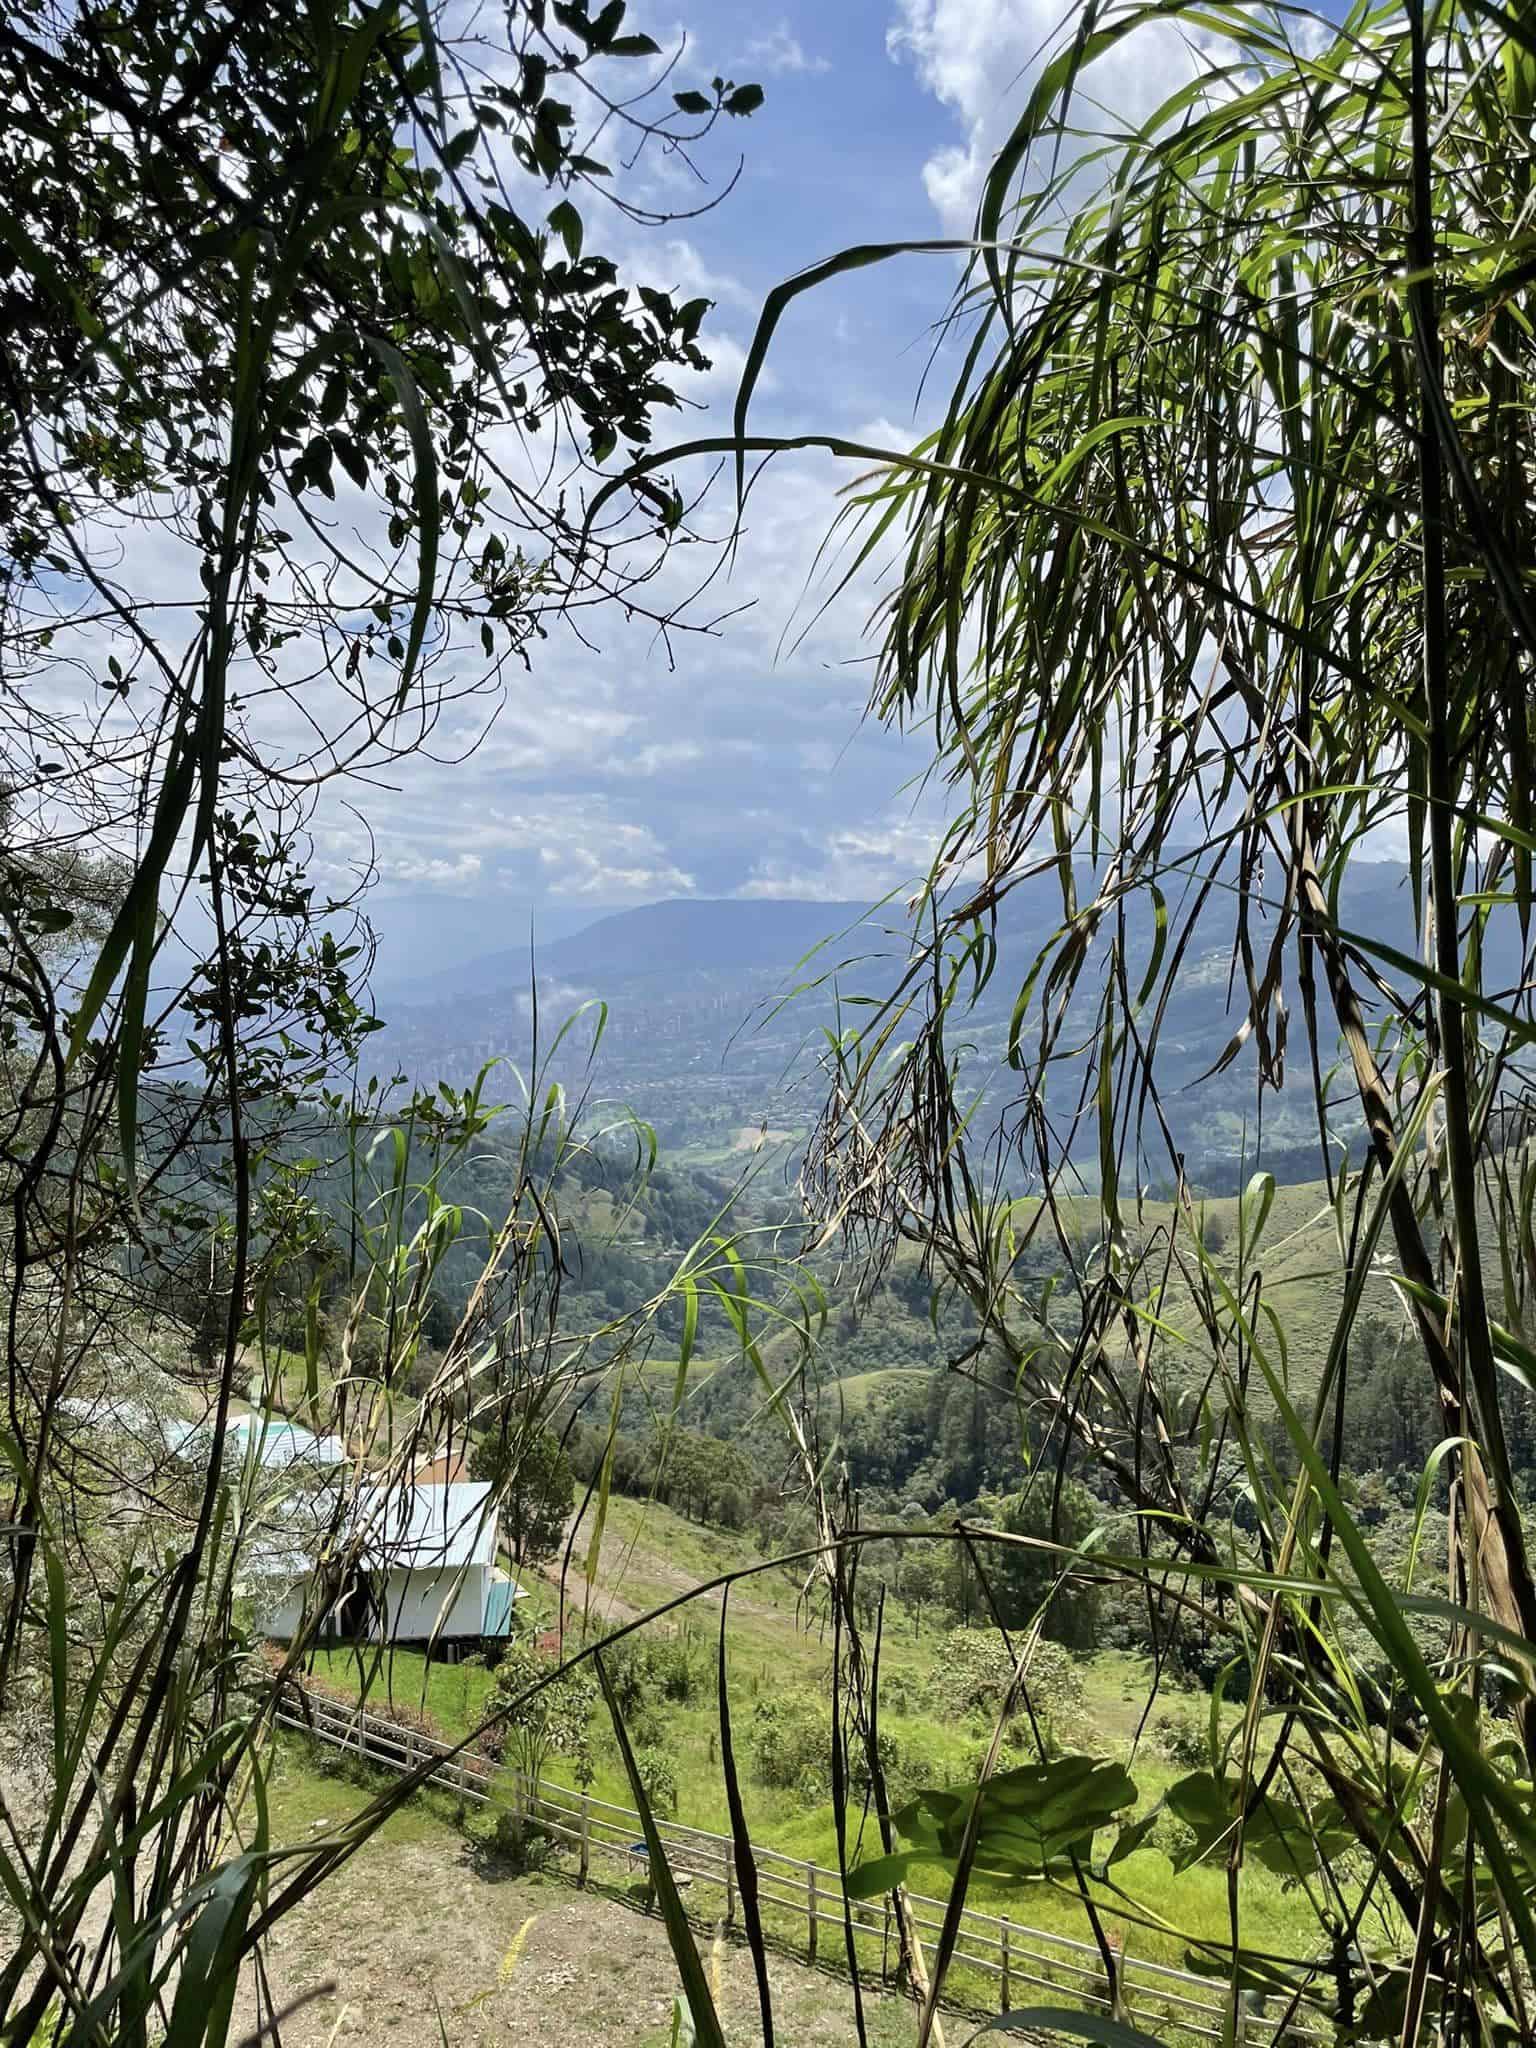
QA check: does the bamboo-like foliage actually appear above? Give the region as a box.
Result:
[610,2,1536,2040]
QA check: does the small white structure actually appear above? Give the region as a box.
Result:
[173,1410,347,1473]
[261,1479,528,1649]
[231,1412,346,1470]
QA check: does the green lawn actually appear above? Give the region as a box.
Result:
[818,1367,931,1414]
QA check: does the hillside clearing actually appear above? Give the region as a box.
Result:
[243,1753,916,2048]
[308,1491,1366,1982]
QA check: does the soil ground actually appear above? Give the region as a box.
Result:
[237,1756,921,2048]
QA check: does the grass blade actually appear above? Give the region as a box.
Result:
[718,1595,773,2048]
[595,1654,727,2048]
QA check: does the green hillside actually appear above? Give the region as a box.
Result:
[308,1485,1385,1990]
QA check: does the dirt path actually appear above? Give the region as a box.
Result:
[237,1794,915,2048]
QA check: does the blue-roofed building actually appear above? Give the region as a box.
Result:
[168,1409,347,1473]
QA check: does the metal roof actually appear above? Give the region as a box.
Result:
[228,1413,347,1469]
[354,1480,499,1571]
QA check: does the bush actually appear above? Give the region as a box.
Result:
[594,1635,649,1717]
[593,1626,707,1714]
[928,1629,1014,1715]
[621,1705,667,1751]
[747,1691,829,1792]
[877,1671,924,1716]
[1147,1704,1208,1769]
[484,1640,596,1785]
[925,1631,1092,1754]
[483,1804,555,1873]
[744,1692,922,1807]
[648,1628,707,1705]
[634,1745,678,1815]
[716,1483,750,1531]
[853,1725,922,1805]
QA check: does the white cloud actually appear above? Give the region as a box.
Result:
[738,815,944,901]
[889,0,1207,232]
[539,838,696,900]
[441,800,697,900]
[678,328,776,400]
[745,25,831,75]
[625,236,755,314]
[379,852,483,888]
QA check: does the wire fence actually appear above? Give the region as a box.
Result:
[276,1683,1335,2045]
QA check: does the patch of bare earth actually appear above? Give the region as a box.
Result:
[236,1821,915,2048]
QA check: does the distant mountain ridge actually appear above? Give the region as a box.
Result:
[395,896,892,1003]
[374,860,1508,1179]
[539,897,890,984]
[388,862,1446,1007]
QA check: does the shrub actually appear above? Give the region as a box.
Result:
[747,1691,829,1792]
[925,1630,1092,1754]
[648,1628,708,1705]
[483,1804,555,1873]
[484,1640,596,1786]
[877,1671,923,1716]
[928,1629,1014,1715]
[594,1634,649,1717]
[744,1692,918,1806]
[634,1746,678,1815]
[853,1726,924,1806]
[1147,1704,1208,1769]
[621,1705,667,1751]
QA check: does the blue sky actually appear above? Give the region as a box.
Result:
[360,0,1211,976]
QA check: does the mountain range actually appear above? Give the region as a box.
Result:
[371,861,1509,1182]
[384,896,894,1004]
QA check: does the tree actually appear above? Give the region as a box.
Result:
[930,1628,1088,1753]
[0,1,760,2036]
[486,1639,597,1791]
[471,1423,574,1572]
[898,1545,945,1638]
[983,1484,1101,1650]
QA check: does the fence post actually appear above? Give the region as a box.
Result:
[807,1866,818,1962]
[882,1898,892,1985]
[1000,1917,1011,2009]
[579,1793,591,1887]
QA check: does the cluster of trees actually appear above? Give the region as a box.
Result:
[836,1362,1025,1510]
[568,1418,758,1530]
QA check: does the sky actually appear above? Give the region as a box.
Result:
[327,0,1218,979]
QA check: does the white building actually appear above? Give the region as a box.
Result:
[229,1412,347,1471]
[171,1410,347,1473]
[260,1479,528,1651]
